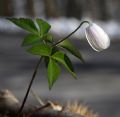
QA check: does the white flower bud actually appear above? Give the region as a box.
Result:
[85,23,110,52]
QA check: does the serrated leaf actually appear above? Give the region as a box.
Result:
[47,58,61,89]
[52,51,76,78]
[27,44,52,56]
[22,34,41,46]
[36,18,51,36]
[7,18,38,33]
[59,40,84,62]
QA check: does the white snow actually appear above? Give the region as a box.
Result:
[0,17,120,40]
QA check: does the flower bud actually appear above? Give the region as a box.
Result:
[85,23,110,52]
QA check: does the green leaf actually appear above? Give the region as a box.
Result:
[51,47,59,55]
[52,51,76,78]
[47,58,61,89]
[59,40,84,62]
[41,34,53,43]
[44,34,53,43]
[27,44,52,56]
[22,34,41,46]
[36,18,51,36]
[7,18,38,33]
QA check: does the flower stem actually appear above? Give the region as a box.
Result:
[52,20,90,47]
[17,57,43,116]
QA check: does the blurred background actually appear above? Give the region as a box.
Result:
[0,0,120,117]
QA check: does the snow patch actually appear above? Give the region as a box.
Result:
[0,17,120,40]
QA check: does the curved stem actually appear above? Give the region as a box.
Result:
[52,20,90,47]
[17,57,43,116]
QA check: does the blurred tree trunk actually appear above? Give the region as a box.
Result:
[0,0,13,16]
[66,0,82,19]
[88,0,99,19]
[44,0,60,18]
[83,0,111,21]
[98,0,109,21]
[106,0,120,21]
[26,0,35,17]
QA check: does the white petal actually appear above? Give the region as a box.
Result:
[85,23,110,52]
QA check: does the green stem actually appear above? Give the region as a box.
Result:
[52,20,90,47]
[17,57,43,116]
